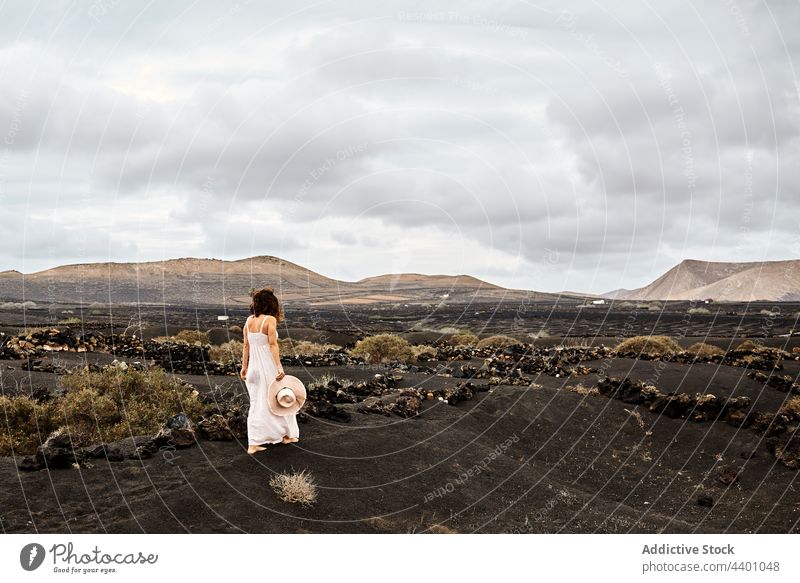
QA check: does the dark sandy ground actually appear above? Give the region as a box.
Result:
[1,347,799,533]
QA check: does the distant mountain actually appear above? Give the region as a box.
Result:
[603,259,800,301]
[0,256,575,307]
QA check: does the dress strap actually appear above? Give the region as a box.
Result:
[259,315,268,335]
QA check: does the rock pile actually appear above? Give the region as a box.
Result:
[301,374,486,420]
[596,376,752,424]
[747,370,800,394]
[2,328,107,357]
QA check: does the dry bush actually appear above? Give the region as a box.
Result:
[686,342,725,357]
[278,339,340,357]
[566,383,599,396]
[0,395,60,456]
[476,334,522,349]
[411,345,438,361]
[780,396,800,418]
[154,329,210,345]
[2,366,205,456]
[687,307,711,315]
[269,469,318,506]
[350,334,415,364]
[735,339,763,352]
[56,367,206,451]
[209,340,244,364]
[174,329,210,344]
[448,331,479,346]
[614,335,682,357]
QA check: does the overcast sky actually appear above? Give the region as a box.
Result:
[0,1,797,294]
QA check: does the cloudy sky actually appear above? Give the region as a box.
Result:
[0,1,797,294]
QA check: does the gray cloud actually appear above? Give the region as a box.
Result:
[0,0,797,293]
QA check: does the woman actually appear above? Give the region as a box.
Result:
[240,287,300,454]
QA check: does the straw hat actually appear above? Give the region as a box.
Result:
[267,375,307,416]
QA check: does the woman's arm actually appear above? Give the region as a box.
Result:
[240,324,249,380]
[266,316,285,380]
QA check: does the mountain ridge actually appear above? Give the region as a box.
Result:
[602,258,800,301]
[0,255,567,306]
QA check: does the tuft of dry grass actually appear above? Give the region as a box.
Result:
[686,342,725,357]
[557,338,592,349]
[269,469,318,506]
[624,408,645,429]
[476,334,522,349]
[350,333,415,364]
[614,335,682,357]
[566,383,599,396]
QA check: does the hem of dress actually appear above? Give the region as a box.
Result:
[249,437,300,446]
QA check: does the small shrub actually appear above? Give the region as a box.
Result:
[614,335,682,357]
[687,307,711,315]
[209,340,244,364]
[686,342,724,357]
[58,316,83,325]
[154,329,210,345]
[448,331,479,346]
[269,469,318,506]
[0,395,59,456]
[280,339,340,357]
[350,334,415,364]
[476,334,521,349]
[411,345,437,361]
[54,367,206,450]
[174,329,210,344]
[780,396,800,418]
[735,339,763,352]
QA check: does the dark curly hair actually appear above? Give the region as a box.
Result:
[249,287,283,321]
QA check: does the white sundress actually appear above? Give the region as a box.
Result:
[244,315,300,446]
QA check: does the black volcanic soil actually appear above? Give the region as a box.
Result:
[2,347,800,533]
[3,299,800,341]
[2,300,800,533]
